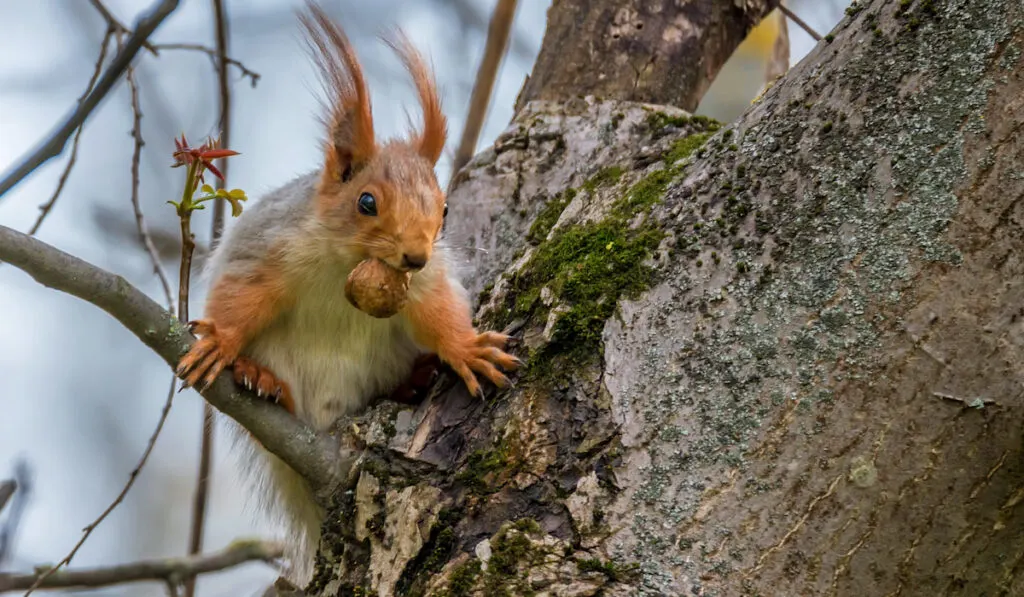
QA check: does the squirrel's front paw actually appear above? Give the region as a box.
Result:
[233,356,295,414]
[176,320,240,391]
[445,331,522,398]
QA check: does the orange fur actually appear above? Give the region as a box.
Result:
[176,260,292,395]
[405,274,522,397]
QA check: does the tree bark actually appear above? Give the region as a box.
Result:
[292,0,1024,595]
[513,0,780,114]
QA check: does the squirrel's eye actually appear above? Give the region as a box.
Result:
[443,202,449,218]
[357,192,377,216]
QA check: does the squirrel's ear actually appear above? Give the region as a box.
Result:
[300,2,376,182]
[384,32,447,166]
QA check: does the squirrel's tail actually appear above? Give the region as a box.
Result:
[226,420,322,587]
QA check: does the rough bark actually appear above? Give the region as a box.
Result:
[289,0,1024,595]
[513,0,780,115]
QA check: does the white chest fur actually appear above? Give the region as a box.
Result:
[244,268,421,430]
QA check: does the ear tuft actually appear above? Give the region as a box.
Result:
[383,31,448,166]
[299,2,376,181]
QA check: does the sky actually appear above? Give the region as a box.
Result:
[0,1,845,595]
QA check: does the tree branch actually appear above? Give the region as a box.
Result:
[153,43,260,87]
[448,0,518,191]
[0,481,14,516]
[0,540,283,592]
[183,4,235,595]
[22,378,178,595]
[0,0,180,200]
[28,29,114,236]
[0,224,348,495]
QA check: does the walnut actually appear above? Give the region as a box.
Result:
[344,258,411,318]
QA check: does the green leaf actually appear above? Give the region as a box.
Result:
[200,184,215,194]
[166,200,180,209]
[228,188,247,200]
[215,188,230,198]
[226,195,246,217]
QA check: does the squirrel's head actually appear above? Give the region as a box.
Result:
[300,2,449,274]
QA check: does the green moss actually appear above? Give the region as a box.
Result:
[665,132,713,164]
[645,111,691,130]
[582,165,624,193]
[527,188,576,243]
[455,446,509,494]
[441,560,481,597]
[576,557,637,582]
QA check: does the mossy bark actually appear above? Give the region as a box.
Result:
[513,0,780,114]
[286,0,1024,595]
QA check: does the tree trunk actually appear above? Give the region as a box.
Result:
[513,0,779,114]
[296,0,1024,595]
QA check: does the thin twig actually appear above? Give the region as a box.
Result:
[0,461,32,569]
[0,481,14,515]
[183,4,234,595]
[86,0,160,54]
[153,43,260,87]
[778,4,822,41]
[28,30,115,236]
[0,539,283,592]
[123,34,175,309]
[448,0,519,192]
[0,223,346,493]
[22,376,178,596]
[0,0,180,200]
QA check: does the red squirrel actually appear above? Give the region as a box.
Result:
[175,2,520,584]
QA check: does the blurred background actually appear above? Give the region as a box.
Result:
[0,1,847,595]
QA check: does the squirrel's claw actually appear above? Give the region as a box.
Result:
[176,320,239,392]
[233,356,296,415]
[445,331,520,399]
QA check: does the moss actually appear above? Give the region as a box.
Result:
[527,188,576,243]
[665,132,713,164]
[396,507,465,596]
[481,521,543,597]
[581,165,624,193]
[441,560,481,597]
[825,33,835,42]
[454,446,509,494]
[645,111,691,130]
[576,557,637,582]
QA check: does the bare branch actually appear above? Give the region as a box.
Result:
[86,0,160,54]
[0,539,283,592]
[21,377,177,595]
[28,30,114,236]
[0,461,32,568]
[153,43,261,88]
[778,4,822,41]
[185,6,235,594]
[0,223,347,497]
[124,36,175,309]
[0,0,180,200]
[0,481,13,515]
[448,0,518,190]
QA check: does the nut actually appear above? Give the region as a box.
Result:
[345,258,411,318]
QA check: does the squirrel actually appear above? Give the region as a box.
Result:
[175,2,520,585]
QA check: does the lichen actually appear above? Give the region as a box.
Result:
[599,0,1018,592]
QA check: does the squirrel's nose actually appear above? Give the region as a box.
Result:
[401,253,428,271]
